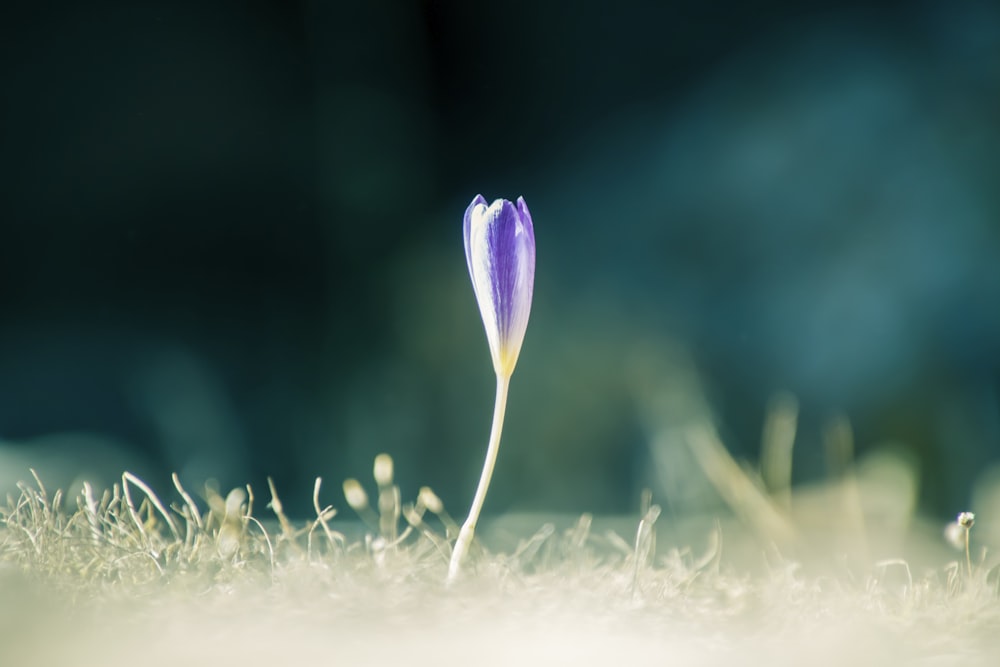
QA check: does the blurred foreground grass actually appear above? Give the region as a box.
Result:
[2,443,999,667]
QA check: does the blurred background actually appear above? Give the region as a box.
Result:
[1,0,998,520]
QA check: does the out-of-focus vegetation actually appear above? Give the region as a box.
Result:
[1,1,998,517]
[2,456,1000,666]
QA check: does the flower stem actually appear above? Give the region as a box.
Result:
[448,373,510,583]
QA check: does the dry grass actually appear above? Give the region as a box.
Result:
[1,454,999,667]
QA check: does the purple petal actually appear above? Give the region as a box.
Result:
[487,200,524,346]
[464,194,536,375]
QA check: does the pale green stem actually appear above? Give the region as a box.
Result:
[965,528,972,579]
[447,373,510,582]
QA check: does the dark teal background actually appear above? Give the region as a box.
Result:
[1,1,998,518]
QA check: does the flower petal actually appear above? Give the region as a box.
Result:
[464,195,536,376]
[463,194,489,282]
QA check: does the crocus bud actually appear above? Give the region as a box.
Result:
[463,195,536,377]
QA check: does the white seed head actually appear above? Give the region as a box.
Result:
[224,488,247,517]
[373,453,394,486]
[418,486,443,514]
[342,478,369,510]
[958,511,975,528]
[944,521,965,550]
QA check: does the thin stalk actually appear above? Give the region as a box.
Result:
[965,528,973,579]
[448,373,510,582]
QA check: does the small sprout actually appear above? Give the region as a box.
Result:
[373,454,399,542]
[342,479,369,512]
[418,486,443,515]
[420,486,459,538]
[373,453,394,487]
[217,487,247,559]
[378,485,400,543]
[342,477,381,533]
[225,487,247,518]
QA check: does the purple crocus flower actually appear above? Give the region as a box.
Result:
[463,194,536,378]
[448,194,536,583]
